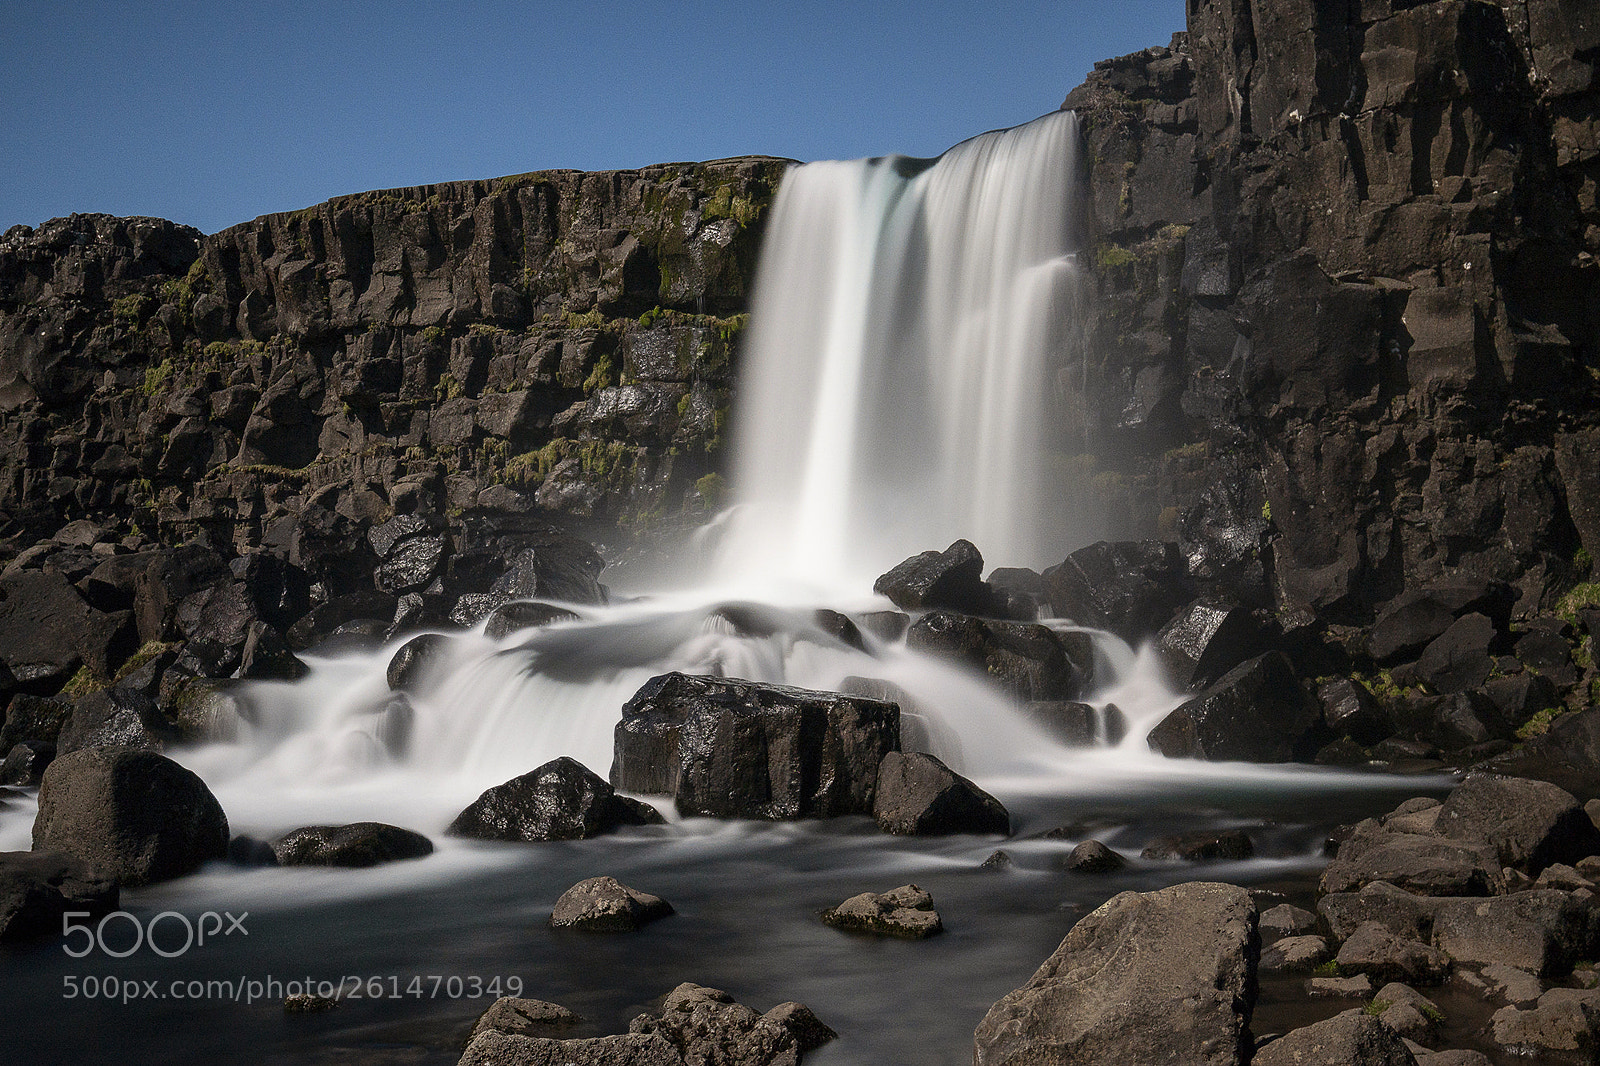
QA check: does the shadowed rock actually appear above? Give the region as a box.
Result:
[873,751,1010,837]
[449,757,663,842]
[269,822,434,868]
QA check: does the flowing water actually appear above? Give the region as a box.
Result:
[0,112,1448,1065]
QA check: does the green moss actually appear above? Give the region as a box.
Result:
[111,641,179,685]
[433,372,464,402]
[694,472,727,509]
[58,664,109,699]
[1557,582,1600,626]
[1261,499,1273,522]
[113,293,152,326]
[583,353,615,393]
[639,306,665,329]
[1312,960,1342,978]
[701,183,762,225]
[1363,998,1393,1017]
[1094,243,1138,272]
[562,308,610,331]
[1577,547,1594,576]
[1519,707,1568,740]
[141,359,174,396]
[1163,441,1209,461]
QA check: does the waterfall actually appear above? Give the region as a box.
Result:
[718,110,1088,596]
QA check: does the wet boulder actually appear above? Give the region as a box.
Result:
[0,741,53,786]
[1319,821,1503,897]
[837,675,962,763]
[0,694,71,752]
[821,884,943,939]
[549,875,673,932]
[973,881,1255,1066]
[132,545,232,644]
[369,514,449,595]
[906,610,1092,701]
[448,756,663,842]
[1146,652,1319,762]
[1039,540,1193,642]
[445,514,607,606]
[55,688,175,755]
[1253,1009,1418,1066]
[1062,840,1125,873]
[1434,774,1600,875]
[483,602,580,640]
[873,751,1010,836]
[1491,987,1600,1059]
[1318,677,1390,747]
[629,983,814,1065]
[269,822,434,868]
[32,747,229,886]
[1155,599,1272,691]
[386,633,454,692]
[0,850,118,943]
[873,539,993,614]
[1019,700,1126,746]
[610,673,899,820]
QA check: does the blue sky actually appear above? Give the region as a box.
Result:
[2,1,1185,236]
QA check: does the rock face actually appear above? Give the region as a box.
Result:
[973,881,1256,1066]
[31,747,229,886]
[610,673,898,820]
[448,756,664,842]
[0,159,786,553]
[1060,0,1600,623]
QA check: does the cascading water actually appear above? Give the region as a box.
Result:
[1,111,1429,1066]
[719,110,1089,594]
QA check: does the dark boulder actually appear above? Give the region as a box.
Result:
[973,882,1255,1066]
[1155,599,1271,690]
[1319,677,1390,747]
[1414,613,1497,695]
[269,822,434,868]
[872,751,1010,836]
[0,850,118,943]
[1040,541,1193,642]
[1333,922,1451,985]
[1432,890,1598,976]
[837,675,962,761]
[1020,701,1127,746]
[0,741,54,786]
[386,633,453,692]
[1320,823,1503,897]
[132,545,231,644]
[1147,652,1318,762]
[32,747,229,886]
[548,875,673,932]
[56,687,175,755]
[286,591,398,651]
[1062,840,1126,873]
[1253,1009,1418,1066]
[611,672,898,820]
[448,756,663,842]
[0,694,71,751]
[821,884,943,939]
[629,982,809,1065]
[873,539,993,614]
[1368,581,1515,664]
[1487,707,1600,800]
[1435,773,1600,875]
[484,602,580,640]
[460,1031,681,1066]
[906,610,1092,701]
[0,570,135,690]
[1141,829,1254,862]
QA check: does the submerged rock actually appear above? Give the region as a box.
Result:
[973,881,1255,1066]
[269,822,434,868]
[610,672,898,820]
[32,747,229,886]
[448,756,664,842]
[822,884,943,939]
[549,876,673,932]
[0,850,118,943]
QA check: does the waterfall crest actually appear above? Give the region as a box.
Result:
[718,110,1088,597]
